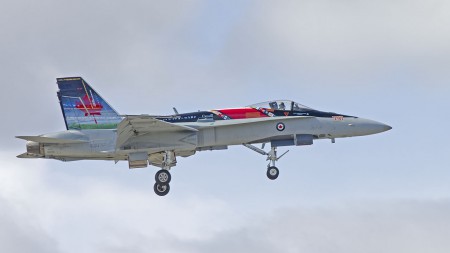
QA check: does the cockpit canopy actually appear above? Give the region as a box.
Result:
[248,100,313,111]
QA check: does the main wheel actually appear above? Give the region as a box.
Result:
[267,166,279,180]
[155,169,171,184]
[154,183,170,196]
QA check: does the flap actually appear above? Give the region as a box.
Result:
[116,115,198,149]
[15,136,88,144]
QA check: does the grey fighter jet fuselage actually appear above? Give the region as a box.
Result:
[17,77,391,196]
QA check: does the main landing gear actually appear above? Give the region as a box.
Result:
[154,169,171,196]
[243,144,289,180]
[153,151,176,196]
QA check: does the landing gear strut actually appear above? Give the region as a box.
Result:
[153,151,176,196]
[243,144,289,180]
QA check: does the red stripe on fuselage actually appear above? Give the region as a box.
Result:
[217,108,268,119]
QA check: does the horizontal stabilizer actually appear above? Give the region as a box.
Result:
[16,153,39,158]
[15,136,88,144]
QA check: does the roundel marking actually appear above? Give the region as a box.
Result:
[276,122,285,131]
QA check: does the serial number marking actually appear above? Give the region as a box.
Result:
[332,116,344,121]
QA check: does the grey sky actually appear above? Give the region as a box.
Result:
[1,0,449,252]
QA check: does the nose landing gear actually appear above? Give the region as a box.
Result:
[243,144,289,180]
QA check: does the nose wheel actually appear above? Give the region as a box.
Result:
[267,166,279,180]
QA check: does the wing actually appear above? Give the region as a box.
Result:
[115,115,198,149]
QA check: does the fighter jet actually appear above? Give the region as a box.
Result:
[17,77,391,196]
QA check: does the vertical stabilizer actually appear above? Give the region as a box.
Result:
[57,77,122,130]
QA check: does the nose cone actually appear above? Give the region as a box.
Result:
[382,124,392,132]
[353,118,392,136]
[374,121,392,133]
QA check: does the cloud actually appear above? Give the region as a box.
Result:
[0,156,60,253]
[0,152,243,253]
[110,200,450,253]
[2,1,450,252]
[0,198,60,253]
[213,0,450,89]
[1,152,449,253]
[3,0,450,146]
[212,201,450,253]
[0,0,206,147]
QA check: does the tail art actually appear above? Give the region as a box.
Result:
[57,77,122,130]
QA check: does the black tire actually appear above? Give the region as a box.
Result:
[154,183,170,196]
[155,170,171,185]
[267,166,279,180]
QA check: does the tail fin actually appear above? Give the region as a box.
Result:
[57,77,122,130]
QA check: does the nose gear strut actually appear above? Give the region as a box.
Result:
[243,144,289,180]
